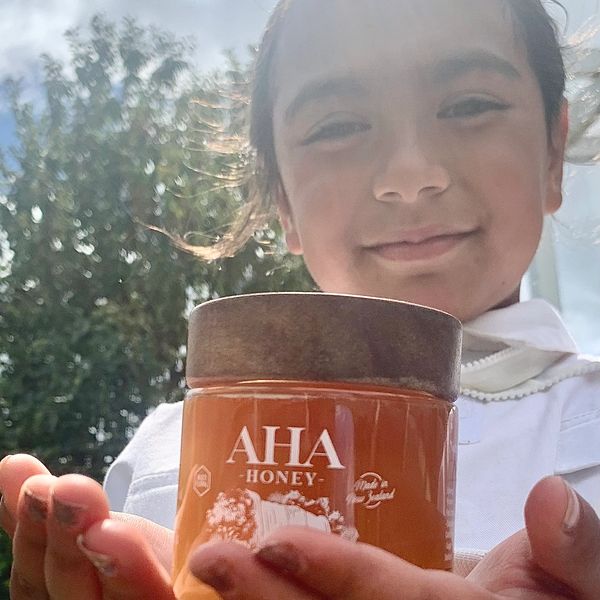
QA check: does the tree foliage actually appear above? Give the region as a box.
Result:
[0,16,313,591]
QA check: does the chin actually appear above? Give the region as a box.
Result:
[357,287,476,322]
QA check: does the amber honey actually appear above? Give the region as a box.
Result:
[173,293,461,599]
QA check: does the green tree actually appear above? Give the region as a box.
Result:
[0,15,312,591]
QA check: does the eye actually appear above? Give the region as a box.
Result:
[438,97,510,119]
[302,121,371,145]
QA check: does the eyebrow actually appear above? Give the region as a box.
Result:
[283,50,521,123]
[432,50,521,83]
[283,77,367,123]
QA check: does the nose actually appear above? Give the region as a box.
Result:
[372,130,451,204]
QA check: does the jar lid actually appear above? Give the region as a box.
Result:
[186,293,462,401]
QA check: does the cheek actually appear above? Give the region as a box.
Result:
[452,119,548,213]
[449,121,547,273]
[468,159,544,259]
[281,149,370,230]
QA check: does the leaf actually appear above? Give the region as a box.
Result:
[0,15,313,587]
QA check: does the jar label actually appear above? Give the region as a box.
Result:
[201,424,359,547]
[348,472,396,510]
[204,488,359,548]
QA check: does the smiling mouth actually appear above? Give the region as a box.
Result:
[367,231,475,262]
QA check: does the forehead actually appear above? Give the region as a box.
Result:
[272,0,529,101]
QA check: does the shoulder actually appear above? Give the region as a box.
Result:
[112,400,183,469]
[131,400,184,441]
[104,401,183,522]
[112,401,183,467]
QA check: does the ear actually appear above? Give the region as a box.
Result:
[545,100,569,215]
[275,183,303,255]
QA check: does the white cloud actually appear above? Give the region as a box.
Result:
[0,0,277,82]
[0,0,597,85]
[0,0,85,77]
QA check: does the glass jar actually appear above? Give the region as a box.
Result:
[172,293,461,599]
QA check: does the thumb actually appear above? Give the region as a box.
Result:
[525,476,600,600]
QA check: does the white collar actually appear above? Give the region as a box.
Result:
[460,300,590,400]
[463,299,579,355]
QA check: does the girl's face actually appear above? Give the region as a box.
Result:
[271,0,567,322]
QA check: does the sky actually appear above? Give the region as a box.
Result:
[0,0,598,140]
[0,0,597,80]
[0,0,276,82]
[0,0,278,143]
[0,0,599,351]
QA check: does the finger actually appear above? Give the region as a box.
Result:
[191,528,492,600]
[10,474,55,600]
[0,454,16,535]
[466,527,539,594]
[0,454,50,537]
[78,519,176,600]
[44,474,109,600]
[524,476,600,600]
[189,540,321,600]
[111,512,174,573]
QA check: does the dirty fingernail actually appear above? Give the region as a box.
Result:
[193,559,235,594]
[257,542,303,576]
[23,489,48,522]
[52,497,86,528]
[77,534,118,577]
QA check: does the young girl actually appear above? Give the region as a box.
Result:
[2,0,600,598]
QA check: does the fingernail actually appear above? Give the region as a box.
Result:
[77,534,117,577]
[562,480,581,533]
[194,559,235,594]
[257,542,303,576]
[52,497,86,528]
[23,489,48,522]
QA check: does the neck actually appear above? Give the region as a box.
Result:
[491,286,521,312]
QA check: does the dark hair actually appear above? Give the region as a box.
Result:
[504,0,567,129]
[187,0,566,258]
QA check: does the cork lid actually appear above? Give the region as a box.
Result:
[186,293,462,402]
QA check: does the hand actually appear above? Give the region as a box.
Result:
[0,454,175,599]
[188,476,600,599]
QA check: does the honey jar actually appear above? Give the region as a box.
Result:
[173,293,461,598]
